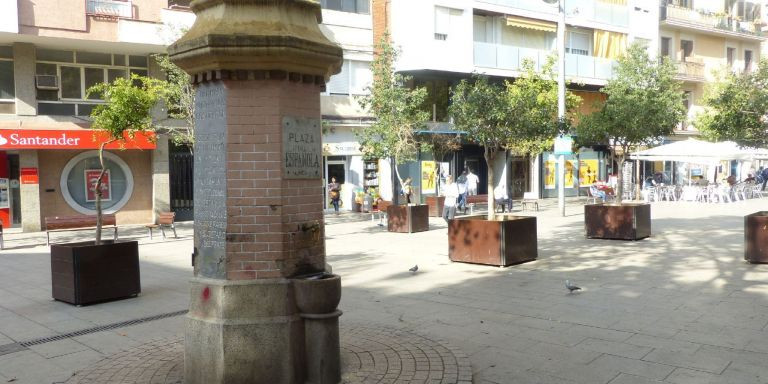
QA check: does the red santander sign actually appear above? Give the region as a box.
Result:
[0,129,156,150]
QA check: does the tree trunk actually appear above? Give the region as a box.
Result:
[393,154,404,203]
[485,148,496,221]
[94,140,116,245]
[616,151,627,204]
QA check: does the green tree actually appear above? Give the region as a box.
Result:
[450,58,578,219]
[87,74,165,244]
[696,59,768,148]
[576,43,684,203]
[357,34,430,189]
[154,54,195,148]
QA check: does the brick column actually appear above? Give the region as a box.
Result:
[168,1,342,383]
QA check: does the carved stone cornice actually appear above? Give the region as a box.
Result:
[168,0,343,82]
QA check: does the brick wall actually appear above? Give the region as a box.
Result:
[222,78,327,280]
[372,0,390,48]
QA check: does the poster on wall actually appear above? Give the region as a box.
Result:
[421,161,437,194]
[438,162,450,192]
[579,159,598,186]
[85,169,112,202]
[565,160,576,189]
[544,159,556,190]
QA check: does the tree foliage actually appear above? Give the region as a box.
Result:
[696,59,768,148]
[450,58,579,218]
[357,34,430,184]
[87,74,165,244]
[154,54,195,148]
[576,43,684,202]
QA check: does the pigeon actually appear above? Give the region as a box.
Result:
[409,265,419,273]
[565,280,582,293]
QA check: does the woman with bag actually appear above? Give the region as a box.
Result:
[328,177,341,214]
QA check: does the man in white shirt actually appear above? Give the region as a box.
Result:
[466,169,479,195]
[442,175,460,224]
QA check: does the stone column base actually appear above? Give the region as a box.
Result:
[184,277,304,384]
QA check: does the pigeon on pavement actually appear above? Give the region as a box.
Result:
[409,265,419,273]
[565,280,581,293]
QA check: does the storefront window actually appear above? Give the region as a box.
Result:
[59,151,134,214]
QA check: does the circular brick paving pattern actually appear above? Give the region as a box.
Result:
[64,324,472,384]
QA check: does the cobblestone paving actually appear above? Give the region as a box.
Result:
[63,324,472,384]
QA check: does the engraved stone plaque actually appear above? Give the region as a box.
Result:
[283,117,322,179]
[193,82,227,279]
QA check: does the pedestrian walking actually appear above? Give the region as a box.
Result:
[466,168,479,196]
[442,175,459,225]
[328,177,341,214]
[457,170,468,213]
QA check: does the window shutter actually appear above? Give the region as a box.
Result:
[435,6,450,36]
[350,61,372,95]
[327,60,350,95]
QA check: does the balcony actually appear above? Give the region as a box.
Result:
[565,0,628,28]
[87,0,133,18]
[564,53,615,82]
[661,4,764,40]
[474,42,616,83]
[474,42,553,73]
[474,0,558,16]
[674,60,706,82]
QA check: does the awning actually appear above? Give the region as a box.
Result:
[629,138,768,163]
[505,16,557,33]
[0,128,156,150]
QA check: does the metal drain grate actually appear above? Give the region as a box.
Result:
[18,309,188,347]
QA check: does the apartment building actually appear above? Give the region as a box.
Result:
[317,1,379,208]
[375,0,656,198]
[660,0,766,132]
[0,0,193,231]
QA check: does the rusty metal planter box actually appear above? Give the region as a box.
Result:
[425,196,445,217]
[51,240,141,305]
[584,203,651,240]
[448,215,537,266]
[387,204,429,233]
[745,211,768,263]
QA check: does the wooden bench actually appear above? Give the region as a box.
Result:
[45,215,118,246]
[145,212,178,239]
[465,194,488,214]
[371,200,392,225]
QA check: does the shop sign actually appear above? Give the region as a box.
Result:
[554,135,573,155]
[0,129,156,150]
[20,168,38,184]
[323,142,361,155]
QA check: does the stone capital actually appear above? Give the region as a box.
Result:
[168,0,342,81]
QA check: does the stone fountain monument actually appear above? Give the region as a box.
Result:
[168,1,343,383]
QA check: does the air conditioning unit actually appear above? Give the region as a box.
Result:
[35,75,59,90]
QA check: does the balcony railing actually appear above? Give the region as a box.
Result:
[564,53,615,81]
[474,0,558,15]
[565,0,628,28]
[87,0,132,18]
[474,42,553,73]
[474,42,616,82]
[661,4,762,37]
[675,60,705,81]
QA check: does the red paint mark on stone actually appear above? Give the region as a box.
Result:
[202,286,210,301]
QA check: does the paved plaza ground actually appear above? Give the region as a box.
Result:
[0,197,764,383]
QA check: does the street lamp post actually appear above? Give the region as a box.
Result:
[544,0,568,216]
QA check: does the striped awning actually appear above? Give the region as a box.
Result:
[505,16,557,33]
